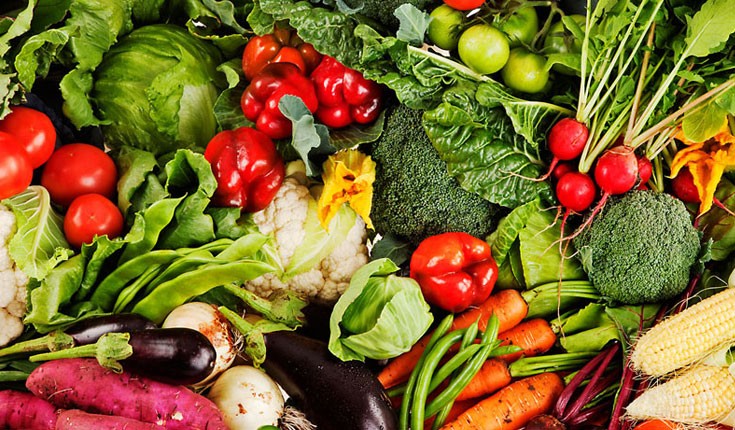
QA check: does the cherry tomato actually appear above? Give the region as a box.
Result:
[427,5,464,50]
[63,193,124,248]
[0,106,56,168]
[0,132,33,200]
[443,0,484,11]
[496,6,538,48]
[41,143,118,207]
[458,24,510,75]
[501,47,550,93]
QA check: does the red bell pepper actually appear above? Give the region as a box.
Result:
[409,232,499,313]
[240,62,319,140]
[310,55,383,129]
[242,27,322,81]
[204,126,285,213]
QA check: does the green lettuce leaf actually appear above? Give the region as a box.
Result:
[487,198,541,266]
[3,186,73,280]
[328,258,433,361]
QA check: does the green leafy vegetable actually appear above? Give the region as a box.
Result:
[394,4,429,46]
[328,258,433,361]
[3,186,73,280]
[279,95,335,177]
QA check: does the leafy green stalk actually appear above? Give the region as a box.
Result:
[508,351,598,378]
[218,306,296,367]
[222,284,307,329]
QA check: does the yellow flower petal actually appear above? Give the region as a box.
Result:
[317,149,376,230]
[671,119,735,215]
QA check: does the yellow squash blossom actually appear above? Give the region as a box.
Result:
[318,149,375,229]
[670,119,735,215]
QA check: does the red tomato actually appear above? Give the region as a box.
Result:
[0,106,56,168]
[443,0,485,11]
[0,132,33,199]
[63,194,124,248]
[41,143,118,207]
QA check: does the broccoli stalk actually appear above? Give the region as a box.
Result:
[370,103,504,246]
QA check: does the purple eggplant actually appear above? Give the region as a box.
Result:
[263,331,398,430]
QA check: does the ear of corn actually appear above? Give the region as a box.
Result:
[630,287,735,377]
[626,365,735,425]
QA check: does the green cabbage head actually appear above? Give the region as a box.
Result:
[92,24,222,155]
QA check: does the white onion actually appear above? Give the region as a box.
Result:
[208,365,285,429]
[162,302,237,385]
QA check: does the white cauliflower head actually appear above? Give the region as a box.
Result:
[0,204,27,347]
[246,177,369,303]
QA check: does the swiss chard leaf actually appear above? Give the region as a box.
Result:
[424,84,553,209]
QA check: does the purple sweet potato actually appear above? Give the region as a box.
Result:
[26,358,226,430]
[56,409,163,430]
[0,389,57,429]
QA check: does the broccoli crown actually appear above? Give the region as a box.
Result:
[355,0,441,31]
[573,190,701,305]
[370,103,503,246]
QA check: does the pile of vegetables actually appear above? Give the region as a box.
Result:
[0,0,735,429]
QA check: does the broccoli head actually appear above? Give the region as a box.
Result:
[573,190,701,305]
[370,103,503,246]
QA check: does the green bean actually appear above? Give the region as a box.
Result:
[425,315,501,419]
[399,314,454,430]
[425,344,483,393]
[143,250,219,296]
[112,265,165,313]
[431,320,480,429]
[90,250,179,310]
[131,259,276,323]
[0,370,28,382]
[410,329,467,430]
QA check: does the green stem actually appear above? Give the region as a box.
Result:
[0,332,74,358]
[0,370,29,382]
[508,351,598,378]
[29,333,133,372]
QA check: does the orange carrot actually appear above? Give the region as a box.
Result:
[378,289,528,389]
[425,398,479,428]
[450,289,528,332]
[441,372,565,430]
[497,318,557,363]
[455,358,511,401]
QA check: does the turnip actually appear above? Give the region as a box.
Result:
[207,365,285,429]
[0,390,57,429]
[26,358,227,430]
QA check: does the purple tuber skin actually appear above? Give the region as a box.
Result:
[56,409,164,429]
[0,389,57,430]
[26,358,226,430]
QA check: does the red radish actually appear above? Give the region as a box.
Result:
[0,390,57,429]
[637,155,652,188]
[671,167,700,203]
[672,166,735,217]
[556,172,596,212]
[541,118,589,179]
[552,161,575,181]
[593,145,639,195]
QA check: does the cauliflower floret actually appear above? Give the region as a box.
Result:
[246,177,369,303]
[0,204,27,347]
